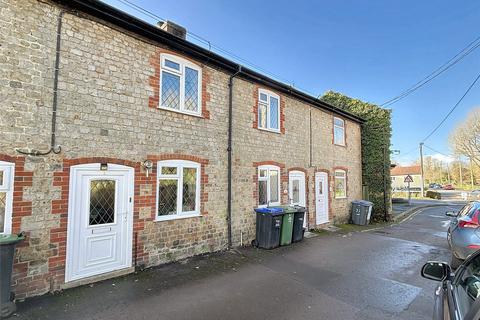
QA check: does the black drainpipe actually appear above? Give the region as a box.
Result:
[16,10,64,156]
[227,66,242,249]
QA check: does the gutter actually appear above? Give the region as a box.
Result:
[54,0,365,124]
[15,10,64,156]
[227,66,242,248]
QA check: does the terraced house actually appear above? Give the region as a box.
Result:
[1,0,364,298]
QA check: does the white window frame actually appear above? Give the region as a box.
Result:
[0,161,15,234]
[257,89,281,133]
[156,160,201,221]
[159,53,202,117]
[333,117,345,146]
[257,165,281,207]
[334,169,347,199]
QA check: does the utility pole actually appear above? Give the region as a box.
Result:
[419,143,425,196]
[470,157,475,189]
[446,162,451,183]
[459,158,463,187]
[383,145,388,222]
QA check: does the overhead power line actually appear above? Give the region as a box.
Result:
[422,71,480,142]
[380,36,480,107]
[423,144,454,158]
[113,0,319,95]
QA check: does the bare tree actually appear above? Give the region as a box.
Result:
[449,108,480,166]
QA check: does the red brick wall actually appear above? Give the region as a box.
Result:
[0,154,34,298]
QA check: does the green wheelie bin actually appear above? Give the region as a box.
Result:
[272,206,296,246]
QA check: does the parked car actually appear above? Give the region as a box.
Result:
[444,184,455,190]
[447,202,480,268]
[461,190,480,201]
[429,183,443,189]
[421,250,480,320]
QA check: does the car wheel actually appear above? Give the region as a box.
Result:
[451,254,462,270]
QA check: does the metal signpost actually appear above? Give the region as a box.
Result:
[404,174,414,205]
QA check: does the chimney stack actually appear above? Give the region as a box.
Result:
[158,20,186,40]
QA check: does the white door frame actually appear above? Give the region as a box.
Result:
[288,170,307,227]
[65,163,134,283]
[0,161,15,235]
[315,171,329,225]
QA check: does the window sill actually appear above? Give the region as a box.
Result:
[257,202,281,208]
[333,143,346,147]
[158,106,203,118]
[155,213,202,222]
[334,196,347,200]
[257,127,281,134]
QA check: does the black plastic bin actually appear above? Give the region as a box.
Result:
[351,200,373,225]
[292,206,306,242]
[1,233,25,319]
[252,207,284,249]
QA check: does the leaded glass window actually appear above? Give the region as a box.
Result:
[161,71,180,110]
[258,180,268,206]
[159,54,202,115]
[182,168,197,212]
[158,179,178,216]
[184,67,199,112]
[257,89,280,132]
[292,180,300,204]
[89,180,116,225]
[157,160,200,219]
[257,165,281,206]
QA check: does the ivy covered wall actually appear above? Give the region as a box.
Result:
[322,91,393,221]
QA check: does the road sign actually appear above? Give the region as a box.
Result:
[404,175,414,183]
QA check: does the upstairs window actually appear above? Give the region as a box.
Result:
[258,165,280,206]
[333,117,345,146]
[0,161,14,234]
[258,89,280,132]
[156,160,201,220]
[159,54,202,116]
[334,169,347,199]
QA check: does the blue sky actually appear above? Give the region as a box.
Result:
[103,0,480,164]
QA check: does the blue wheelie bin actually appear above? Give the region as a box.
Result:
[252,207,284,249]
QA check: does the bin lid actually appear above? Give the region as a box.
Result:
[271,205,296,214]
[0,233,25,245]
[293,205,306,213]
[352,200,373,206]
[254,207,284,215]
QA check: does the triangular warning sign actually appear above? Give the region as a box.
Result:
[404,174,414,183]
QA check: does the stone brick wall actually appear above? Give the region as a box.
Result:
[1,0,361,298]
[230,81,362,244]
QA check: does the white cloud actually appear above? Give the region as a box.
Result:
[431,153,454,163]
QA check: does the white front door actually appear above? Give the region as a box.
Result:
[315,172,329,225]
[66,164,133,282]
[289,171,306,227]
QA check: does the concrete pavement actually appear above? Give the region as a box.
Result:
[13,205,461,320]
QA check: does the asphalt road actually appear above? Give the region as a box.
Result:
[15,205,461,320]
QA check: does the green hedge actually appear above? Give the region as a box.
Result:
[321,91,392,221]
[426,190,441,200]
